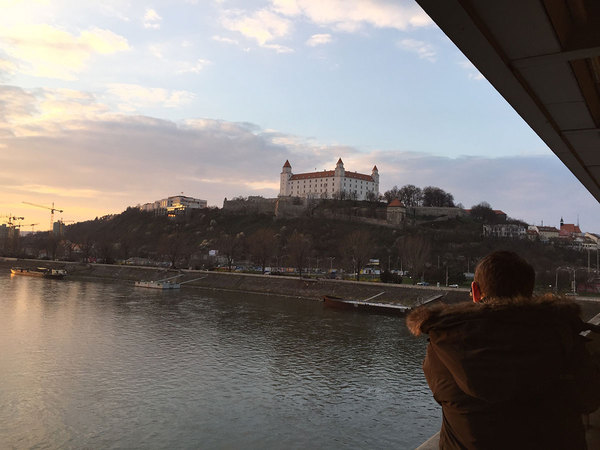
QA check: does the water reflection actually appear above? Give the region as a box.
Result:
[0,277,440,449]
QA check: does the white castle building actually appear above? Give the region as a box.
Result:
[279,158,379,201]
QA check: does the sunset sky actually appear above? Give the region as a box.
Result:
[1,0,598,232]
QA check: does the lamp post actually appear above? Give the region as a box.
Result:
[555,266,574,294]
[329,256,335,273]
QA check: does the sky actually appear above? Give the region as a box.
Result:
[1,0,598,232]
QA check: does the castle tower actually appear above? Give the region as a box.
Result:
[279,160,292,196]
[371,165,379,195]
[334,158,345,177]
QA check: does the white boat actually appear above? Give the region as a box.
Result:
[134,274,182,290]
[134,275,206,290]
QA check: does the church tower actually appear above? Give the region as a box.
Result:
[280,160,292,196]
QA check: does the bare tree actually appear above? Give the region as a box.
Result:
[396,234,432,282]
[286,230,312,277]
[216,232,245,271]
[248,228,277,273]
[342,230,374,281]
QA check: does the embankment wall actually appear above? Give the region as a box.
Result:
[1,258,470,306]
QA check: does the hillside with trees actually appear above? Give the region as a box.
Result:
[7,195,591,291]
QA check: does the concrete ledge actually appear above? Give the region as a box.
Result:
[1,258,470,306]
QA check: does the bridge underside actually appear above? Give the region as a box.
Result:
[416,0,600,202]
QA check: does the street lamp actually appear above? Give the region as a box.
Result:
[329,256,335,272]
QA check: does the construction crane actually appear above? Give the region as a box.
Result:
[1,215,24,227]
[22,201,63,233]
[27,223,39,232]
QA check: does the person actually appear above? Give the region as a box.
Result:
[407,250,600,449]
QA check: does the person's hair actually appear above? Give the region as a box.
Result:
[474,251,535,298]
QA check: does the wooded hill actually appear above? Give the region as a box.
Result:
[15,200,590,290]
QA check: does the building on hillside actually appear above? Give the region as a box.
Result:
[483,223,527,239]
[279,158,379,201]
[139,195,207,215]
[386,199,407,225]
[559,218,583,238]
[585,233,600,245]
[529,225,560,242]
[493,210,507,222]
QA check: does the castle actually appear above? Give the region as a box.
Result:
[279,158,379,201]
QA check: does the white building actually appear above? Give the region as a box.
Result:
[483,224,527,239]
[140,195,207,215]
[279,159,379,201]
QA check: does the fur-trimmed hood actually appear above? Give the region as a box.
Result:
[406,294,587,336]
[407,294,599,404]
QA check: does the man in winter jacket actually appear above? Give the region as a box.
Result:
[407,251,600,449]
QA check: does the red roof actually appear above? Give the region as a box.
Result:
[388,199,405,208]
[283,160,291,168]
[337,158,343,164]
[373,165,378,171]
[289,170,374,182]
[560,223,582,236]
[290,170,335,180]
[538,226,559,232]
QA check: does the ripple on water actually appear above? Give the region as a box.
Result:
[0,278,441,449]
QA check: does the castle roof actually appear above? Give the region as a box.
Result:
[289,170,374,182]
[283,160,291,168]
[373,165,378,171]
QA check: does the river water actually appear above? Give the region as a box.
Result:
[0,276,441,449]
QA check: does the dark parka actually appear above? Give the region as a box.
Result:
[406,295,600,450]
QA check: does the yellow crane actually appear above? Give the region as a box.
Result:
[22,201,63,233]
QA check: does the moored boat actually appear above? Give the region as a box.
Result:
[323,295,412,315]
[10,267,67,279]
[134,274,208,290]
[134,280,181,290]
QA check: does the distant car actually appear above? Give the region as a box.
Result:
[416,281,429,286]
[449,284,459,288]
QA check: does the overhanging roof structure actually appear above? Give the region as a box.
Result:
[416,0,600,202]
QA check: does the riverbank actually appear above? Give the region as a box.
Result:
[1,258,469,307]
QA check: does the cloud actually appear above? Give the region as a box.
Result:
[222,9,292,46]
[306,33,332,47]
[271,0,432,32]
[396,38,436,62]
[212,35,240,45]
[2,85,599,233]
[375,151,600,230]
[105,83,196,110]
[459,60,485,80]
[0,24,130,80]
[143,8,162,29]
[176,58,212,74]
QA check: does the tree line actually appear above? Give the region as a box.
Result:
[4,203,589,290]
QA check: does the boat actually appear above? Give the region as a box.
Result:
[323,294,412,315]
[10,267,67,279]
[323,292,445,315]
[134,275,207,290]
[134,280,181,289]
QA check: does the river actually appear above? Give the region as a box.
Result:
[0,275,441,449]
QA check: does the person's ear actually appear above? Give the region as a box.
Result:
[471,281,483,303]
